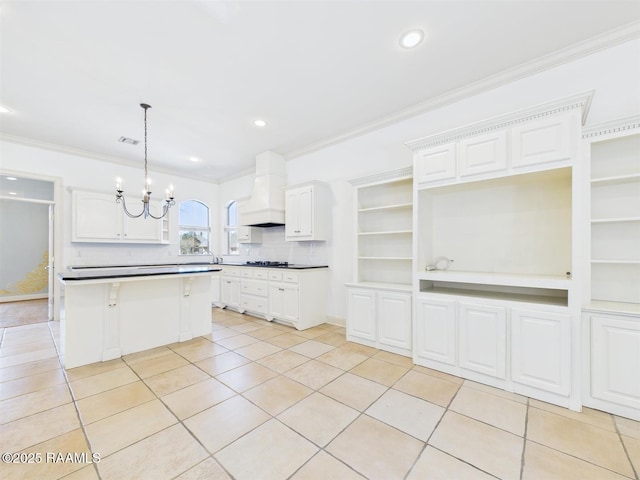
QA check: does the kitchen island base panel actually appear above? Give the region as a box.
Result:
[60,274,212,369]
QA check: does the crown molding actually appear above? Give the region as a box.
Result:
[405,90,594,151]
[582,114,640,139]
[348,165,413,187]
[0,133,219,184]
[286,21,639,160]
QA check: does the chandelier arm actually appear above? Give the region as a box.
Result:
[146,201,173,220]
[117,194,146,219]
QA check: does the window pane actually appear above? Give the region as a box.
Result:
[227,201,237,226]
[179,229,209,255]
[179,200,208,227]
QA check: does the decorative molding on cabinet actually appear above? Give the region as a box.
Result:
[405,90,594,151]
[582,114,640,139]
[348,166,413,187]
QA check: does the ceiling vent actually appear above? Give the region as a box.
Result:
[118,136,139,145]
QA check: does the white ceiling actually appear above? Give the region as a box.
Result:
[1,1,639,181]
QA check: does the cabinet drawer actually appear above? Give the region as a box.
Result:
[240,269,253,278]
[268,271,283,281]
[254,270,268,280]
[223,268,240,277]
[241,279,268,297]
[283,271,299,283]
[241,295,268,314]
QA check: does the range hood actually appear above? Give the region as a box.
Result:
[239,151,286,227]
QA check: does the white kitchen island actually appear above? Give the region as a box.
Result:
[58,265,220,369]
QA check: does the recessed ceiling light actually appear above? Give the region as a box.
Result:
[8,192,17,195]
[5,176,17,181]
[0,105,13,114]
[399,29,424,49]
[190,157,200,163]
[253,119,267,128]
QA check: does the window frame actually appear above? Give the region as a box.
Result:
[178,199,211,256]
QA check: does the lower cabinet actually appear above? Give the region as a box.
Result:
[511,308,570,396]
[268,283,299,323]
[458,302,506,379]
[415,296,456,365]
[346,285,411,356]
[585,311,640,419]
[415,293,572,405]
[220,273,241,310]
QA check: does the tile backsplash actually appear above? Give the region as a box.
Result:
[65,226,328,267]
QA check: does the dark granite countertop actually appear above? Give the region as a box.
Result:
[59,264,222,281]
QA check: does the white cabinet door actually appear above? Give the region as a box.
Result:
[511,308,570,395]
[511,114,574,168]
[415,296,456,366]
[459,302,506,379]
[415,143,456,184]
[285,185,313,238]
[591,314,640,410]
[221,277,240,308]
[122,200,163,241]
[459,131,508,177]
[347,288,377,342]
[268,283,299,323]
[72,191,121,241]
[211,273,221,304]
[378,291,411,350]
[237,226,263,244]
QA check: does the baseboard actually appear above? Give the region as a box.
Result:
[326,315,345,327]
[0,294,48,303]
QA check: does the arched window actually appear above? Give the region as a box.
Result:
[225,200,239,255]
[178,200,210,255]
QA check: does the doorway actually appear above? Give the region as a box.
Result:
[0,174,57,321]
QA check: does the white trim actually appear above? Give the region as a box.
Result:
[0,133,219,183]
[582,114,640,139]
[348,166,413,187]
[0,294,48,303]
[406,91,594,151]
[287,22,639,160]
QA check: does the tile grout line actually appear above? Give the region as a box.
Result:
[519,397,530,480]
[47,321,104,480]
[612,414,639,480]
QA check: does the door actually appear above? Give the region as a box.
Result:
[511,308,570,395]
[347,288,376,342]
[414,296,456,366]
[123,200,163,241]
[269,283,299,323]
[590,314,640,409]
[459,302,506,379]
[378,291,411,350]
[72,191,120,241]
[47,204,54,320]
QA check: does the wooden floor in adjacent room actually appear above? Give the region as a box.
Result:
[0,299,49,328]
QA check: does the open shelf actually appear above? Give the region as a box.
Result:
[358,230,412,236]
[591,173,640,185]
[418,270,571,290]
[358,203,412,213]
[419,279,569,307]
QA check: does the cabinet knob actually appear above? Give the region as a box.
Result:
[279,288,285,291]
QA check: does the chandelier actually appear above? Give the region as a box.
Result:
[115,103,175,219]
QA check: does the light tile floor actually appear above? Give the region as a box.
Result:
[1,309,639,480]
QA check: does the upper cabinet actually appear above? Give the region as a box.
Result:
[72,190,168,244]
[237,226,263,244]
[285,181,330,241]
[408,95,587,189]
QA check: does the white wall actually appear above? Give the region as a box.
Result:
[0,141,219,269]
[222,38,640,321]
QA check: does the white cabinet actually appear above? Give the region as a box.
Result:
[220,267,241,310]
[459,131,508,178]
[346,288,377,343]
[268,282,299,323]
[458,302,506,379]
[72,190,166,243]
[241,277,268,315]
[511,308,570,395]
[415,296,457,366]
[237,226,263,244]
[415,143,456,185]
[585,312,640,419]
[347,286,411,355]
[378,291,412,351]
[285,182,329,241]
[511,113,576,169]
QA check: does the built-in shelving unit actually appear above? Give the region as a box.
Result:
[355,172,413,286]
[589,133,640,307]
[346,167,414,357]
